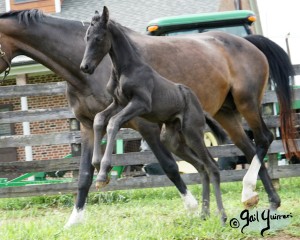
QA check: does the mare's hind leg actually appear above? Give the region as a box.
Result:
[215,105,279,209]
[240,111,275,208]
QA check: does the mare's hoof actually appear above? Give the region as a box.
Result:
[243,194,259,209]
[270,202,280,211]
[95,178,110,190]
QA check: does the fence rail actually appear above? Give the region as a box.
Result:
[1,164,300,198]
[0,64,300,198]
[2,113,300,147]
[1,139,300,174]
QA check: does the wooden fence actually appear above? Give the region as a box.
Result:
[0,65,300,198]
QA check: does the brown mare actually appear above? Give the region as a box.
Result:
[0,9,296,227]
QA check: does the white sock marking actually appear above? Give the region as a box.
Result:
[242,154,261,202]
[181,190,198,212]
[64,206,85,228]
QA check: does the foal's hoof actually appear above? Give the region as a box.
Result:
[92,163,101,172]
[95,178,110,190]
[200,211,209,221]
[243,195,259,209]
[92,159,101,172]
[220,212,227,226]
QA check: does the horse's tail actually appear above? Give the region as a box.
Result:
[244,34,299,158]
[204,112,227,144]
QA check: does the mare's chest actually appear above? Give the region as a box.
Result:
[66,88,112,127]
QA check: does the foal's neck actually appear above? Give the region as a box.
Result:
[108,21,141,74]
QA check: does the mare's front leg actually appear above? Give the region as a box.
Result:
[96,98,149,187]
[92,100,120,172]
[65,124,95,228]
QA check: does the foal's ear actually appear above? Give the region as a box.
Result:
[101,6,109,24]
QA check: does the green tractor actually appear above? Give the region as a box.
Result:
[146,10,256,37]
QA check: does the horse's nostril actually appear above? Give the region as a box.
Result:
[80,64,89,72]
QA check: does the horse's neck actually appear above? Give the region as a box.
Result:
[4,17,92,90]
[108,22,142,74]
[27,21,83,69]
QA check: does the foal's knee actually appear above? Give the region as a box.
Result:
[93,113,105,132]
[207,163,221,182]
[106,116,119,135]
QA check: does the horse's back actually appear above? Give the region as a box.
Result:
[131,31,269,115]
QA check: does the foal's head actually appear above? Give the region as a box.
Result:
[80,6,110,74]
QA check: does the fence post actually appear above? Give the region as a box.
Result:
[69,118,80,200]
[110,139,125,179]
[268,153,280,190]
[262,89,280,189]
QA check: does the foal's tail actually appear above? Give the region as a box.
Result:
[204,112,227,144]
[244,34,299,158]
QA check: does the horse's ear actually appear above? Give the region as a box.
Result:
[95,10,99,15]
[101,6,109,24]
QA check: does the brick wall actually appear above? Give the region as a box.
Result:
[0,73,72,161]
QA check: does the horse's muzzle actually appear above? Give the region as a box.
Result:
[80,63,94,74]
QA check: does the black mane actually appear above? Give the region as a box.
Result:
[0,9,44,25]
[108,19,141,56]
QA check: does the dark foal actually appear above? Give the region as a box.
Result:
[80,7,227,223]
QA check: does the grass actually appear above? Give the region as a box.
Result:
[0,178,299,239]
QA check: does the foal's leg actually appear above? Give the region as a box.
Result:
[135,119,195,208]
[161,124,211,216]
[96,99,150,186]
[183,125,227,224]
[92,100,121,172]
[179,92,226,223]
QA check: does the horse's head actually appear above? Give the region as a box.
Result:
[0,10,40,82]
[0,36,13,82]
[80,6,111,74]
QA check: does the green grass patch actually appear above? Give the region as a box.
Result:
[0,178,299,239]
